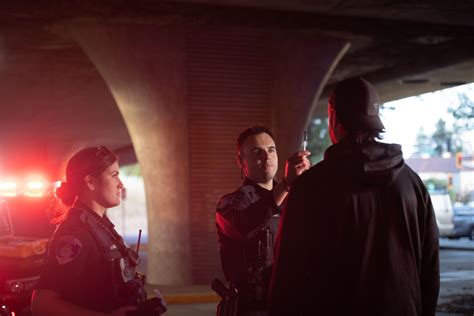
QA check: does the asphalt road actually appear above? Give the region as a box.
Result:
[437,246,474,315]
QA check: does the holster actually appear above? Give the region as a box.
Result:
[212,279,239,316]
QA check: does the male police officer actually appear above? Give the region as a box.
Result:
[269,78,440,316]
[216,126,310,316]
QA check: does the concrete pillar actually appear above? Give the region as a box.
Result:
[68,22,192,285]
[270,32,350,163]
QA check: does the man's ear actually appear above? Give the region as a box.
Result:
[237,153,243,168]
[328,105,337,128]
[83,175,96,191]
[328,105,346,143]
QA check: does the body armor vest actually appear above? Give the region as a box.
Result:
[75,207,147,307]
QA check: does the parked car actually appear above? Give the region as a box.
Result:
[451,205,474,240]
[429,191,454,237]
[0,178,55,316]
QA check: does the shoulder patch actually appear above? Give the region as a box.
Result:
[55,235,82,265]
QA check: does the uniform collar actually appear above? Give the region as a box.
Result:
[243,177,277,193]
[73,200,115,229]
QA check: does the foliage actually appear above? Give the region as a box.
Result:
[414,127,433,156]
[431,119,454,156]
[413,90,473,158]
[413,118,461,157]
[306,117,331,164]
[448,188,456,204]
[449,92,474,131]
[121,163,142,176]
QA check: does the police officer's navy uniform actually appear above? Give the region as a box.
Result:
[216,178,281,315]
[37,202,146,312]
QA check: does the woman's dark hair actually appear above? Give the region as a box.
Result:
[51,146,118,223]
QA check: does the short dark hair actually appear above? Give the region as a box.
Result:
[344,129,384,143]
[237,126,275,152]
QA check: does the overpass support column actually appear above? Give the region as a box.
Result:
[270,32,350,161]
[69,22,192,285]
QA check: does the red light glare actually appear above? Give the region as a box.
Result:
[27,181,44,190]
[0,181,17,190]
[24,192,44,198]
[0,176,49,198]
[25,179,46,197]
[1,192,18,197]
[0,181,17,197]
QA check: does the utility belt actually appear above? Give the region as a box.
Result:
[212,279,239,316]
[213,274,270,316]
[216,227,273,314]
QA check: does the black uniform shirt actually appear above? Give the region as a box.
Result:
[216,178,282,309]
[37,205,118,312]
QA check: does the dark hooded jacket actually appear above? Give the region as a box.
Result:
[269,141,439,316]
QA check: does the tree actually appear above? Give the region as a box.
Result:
[431,119,454,156]
[450,92,474,131]
[121,163,142,176]
[306,117,331,164]
[413,127,432,156]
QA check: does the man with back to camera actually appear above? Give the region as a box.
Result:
[269,78,440,316]
[216,126,311,316]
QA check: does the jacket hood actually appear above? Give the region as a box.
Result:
[324,141,405,185]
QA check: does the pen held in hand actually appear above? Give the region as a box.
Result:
[303,130,308,151]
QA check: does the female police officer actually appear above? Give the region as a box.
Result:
[31,147,150,316]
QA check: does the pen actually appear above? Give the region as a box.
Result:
[303,131,308,151]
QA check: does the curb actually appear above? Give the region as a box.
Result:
[163,293,220,305]
[440,246,474,251]
[145,285,220,305]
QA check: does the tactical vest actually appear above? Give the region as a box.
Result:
[75,207,147,308]
[245,223,277,309]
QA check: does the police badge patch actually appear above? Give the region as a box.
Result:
[56,235,82,264]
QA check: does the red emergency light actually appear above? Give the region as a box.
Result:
[0,180,18,197]
[0,176,50,198]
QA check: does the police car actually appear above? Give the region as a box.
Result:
[0,176,56,316]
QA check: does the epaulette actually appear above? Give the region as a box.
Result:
[216,184,255,213]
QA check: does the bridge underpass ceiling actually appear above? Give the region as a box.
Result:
[0,28,131,177]
[0,0,473,175]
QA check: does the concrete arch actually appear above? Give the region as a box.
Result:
[269,30,350,165]
[68,22,192,285]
